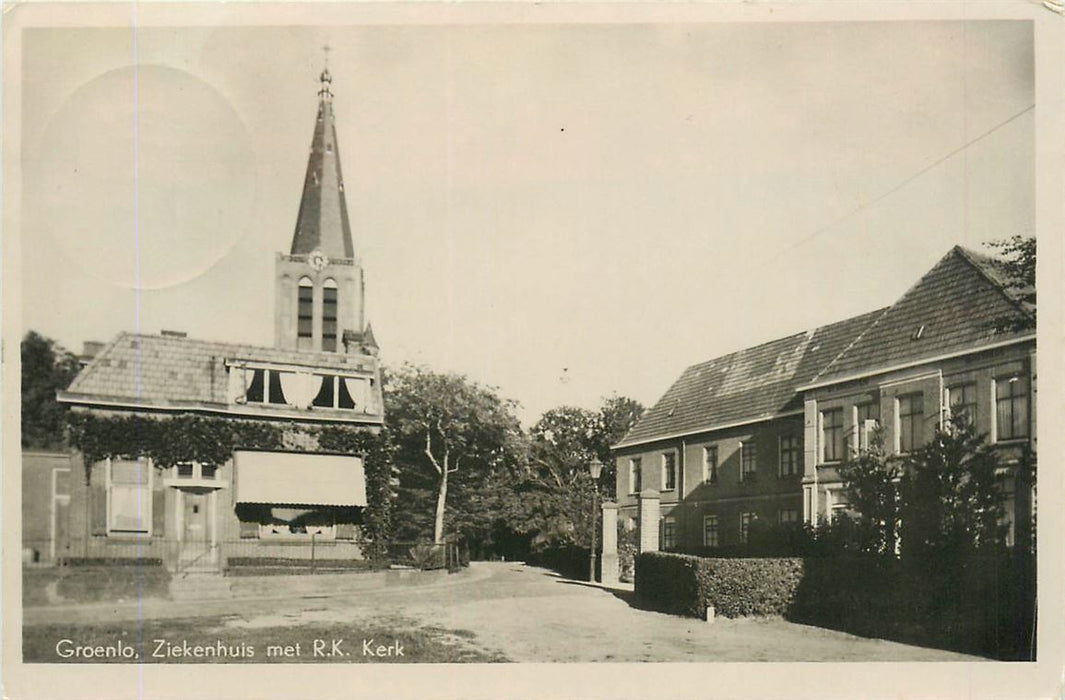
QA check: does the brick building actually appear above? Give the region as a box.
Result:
[40,67,386,572]
[611,246,1035,553]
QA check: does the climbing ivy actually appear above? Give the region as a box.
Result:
[65,411,394,553]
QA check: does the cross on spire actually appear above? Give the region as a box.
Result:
[318,44,333,101]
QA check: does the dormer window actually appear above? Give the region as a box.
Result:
[227,361,375,414]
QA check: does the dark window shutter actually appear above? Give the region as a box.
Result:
[152,488,166,537]
[90,482,108,536]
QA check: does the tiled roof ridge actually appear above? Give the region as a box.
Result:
[680,327,811,377]
[118,331,366,363]
[809,247,975,384]
[952,244,1035,322]
[616,308,884,447]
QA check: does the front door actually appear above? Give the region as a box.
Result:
[180,491,212,568]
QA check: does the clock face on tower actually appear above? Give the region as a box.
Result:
[309,249,328,272]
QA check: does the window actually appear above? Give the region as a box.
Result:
[779,436,801,477]
[245,368,288,405]
[897,393,924,453]
[661,516,676,550]
[297,277,314,350]
[779,508,799,525]
[741,442,757,481]
[108,458,151,534]
[821,408,844,462]
[948,382,978,428]
[312,375,358,410]
[995,377,1029,441]
[173,462,218,481]
[661,453,677,491]
[740,512,756,543]
[322,279,338,352]
[703,515,719,548]
[628,458,642,495]
[702,445,718,484]
[856,402,880,424]
[855,402,880,453]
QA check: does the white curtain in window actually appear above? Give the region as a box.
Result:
[343,377,371,412]
[279,371,321,409]
[110,484,150,532]
[227,366,252,404]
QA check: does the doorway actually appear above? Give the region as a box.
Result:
[178,489,216,570]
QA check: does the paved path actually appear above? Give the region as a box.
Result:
[24,562,979,662]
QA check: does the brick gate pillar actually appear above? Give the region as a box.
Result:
[638,489,660,553]
[600,501,619,584]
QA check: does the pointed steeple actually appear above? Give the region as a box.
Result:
[290,60,355,259]
[361,322,379,352]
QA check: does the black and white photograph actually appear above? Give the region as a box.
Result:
[3,2,1063,698]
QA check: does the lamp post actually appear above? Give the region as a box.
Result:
[588,458,603,582]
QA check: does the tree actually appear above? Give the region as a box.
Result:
[385,364,524,544]
[838,417,1008,559]
[837,428,901,555]
[595,394,645,490]
[986,235,1036,332]
[21,331,82,449]
[897,418,1008,558]
[516,395,645,551]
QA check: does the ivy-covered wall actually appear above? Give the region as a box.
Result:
[66,411,395,561]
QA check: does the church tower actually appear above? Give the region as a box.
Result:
[275,63,376,356]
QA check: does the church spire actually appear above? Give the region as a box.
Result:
[290,50,354,259]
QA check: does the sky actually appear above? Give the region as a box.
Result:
[20,20,1035,424]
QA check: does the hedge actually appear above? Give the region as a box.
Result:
[635,552,803,618]
[634,550,1035,659]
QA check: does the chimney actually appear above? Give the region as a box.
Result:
[81,341,105,360]
[161,330,188,338]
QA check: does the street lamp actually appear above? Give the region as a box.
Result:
[588,458,603,582]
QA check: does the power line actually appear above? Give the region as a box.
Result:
[767,103,1035,266]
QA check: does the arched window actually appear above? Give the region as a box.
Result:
[322,278,338,352]
[297,277,313,351]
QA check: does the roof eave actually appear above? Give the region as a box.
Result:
[611,408,804,451]
[796,333,1036,392]
[58,392,385,425]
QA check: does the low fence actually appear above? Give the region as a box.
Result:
[22,538,465,575]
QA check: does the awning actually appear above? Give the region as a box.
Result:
[234,450,366,507]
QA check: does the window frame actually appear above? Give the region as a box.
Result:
[779,435,801,477]
[702,515,719,548]
[740,511,756,543]
[296,277,314,349]
[106,457,153,537]
[993,376,1029,442]
[740,441,758,482]
[661,452,677,492]
[702,445,718,485]
[896,392,925,454]
[321,279,339,352]
[661,515,676,550]
[778,508,799,526]
[628,458,642,495]
[820,407,845,463]
[947,382,978,429]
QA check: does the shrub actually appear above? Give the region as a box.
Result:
[635,552,803,619]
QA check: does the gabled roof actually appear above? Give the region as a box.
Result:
[808,246,1034,386]
[615,309,883,449]
[59,332,381,422]
[290,73,355,260]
